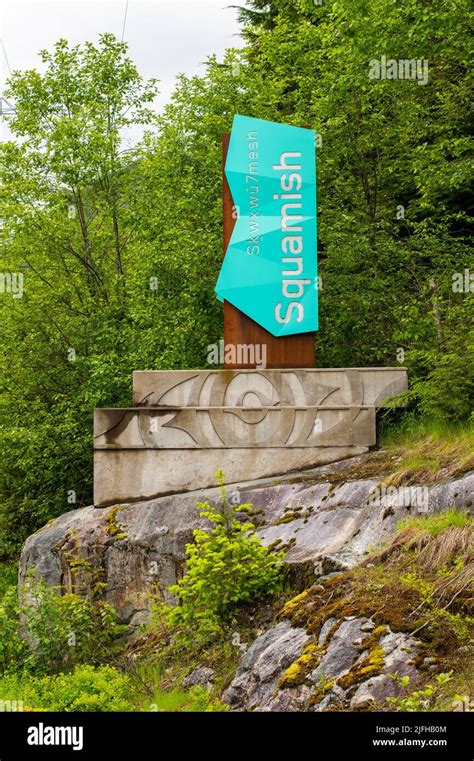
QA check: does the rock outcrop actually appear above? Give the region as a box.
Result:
[19,458,474,630]
[223,620,312,711]
[223,615,422,712]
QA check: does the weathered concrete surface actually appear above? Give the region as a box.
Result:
[20,457,473,630]
[93,445,369,506]
[131,368,409,408]
[93,367,407,505]
[94,406,376,449]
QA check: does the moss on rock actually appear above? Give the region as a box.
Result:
[278,642,324,689]
[106,505,127,540]
[277,515,473,696]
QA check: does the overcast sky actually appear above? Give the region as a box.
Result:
[0,0,244,141]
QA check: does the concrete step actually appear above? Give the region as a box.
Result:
[132,368,407,408]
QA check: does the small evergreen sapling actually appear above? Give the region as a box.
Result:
[162,470,284,639]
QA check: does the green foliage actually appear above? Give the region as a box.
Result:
[0,585,28,674]
[156,470,284,640]
[146,686,229,713]
[0,34,160,558]
[0,574,125,676]
[0,1,472,562]
[399,343,474,421]
[0,563,18,597]
[398,508,471,535]
[0,665,134,712]
[387,672,453,712]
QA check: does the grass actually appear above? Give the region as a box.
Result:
[375,511,473,574]
[398,508,472,534]
[433,660,474,711]
[318,417,473,487]
[380,417,474,485]
[380,416,473,447]
[139,686,228,712]
[119,643,235,712]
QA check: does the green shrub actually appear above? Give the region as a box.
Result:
[22,577,126,673]
[157,470,284,640]
[0,665,134,712]
[0,574,126,675]
[387,672,453,712]
[401,348,474,422]
[0,563,18,597]
[0,585,27,674]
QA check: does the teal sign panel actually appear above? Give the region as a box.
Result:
[215,115,318,336]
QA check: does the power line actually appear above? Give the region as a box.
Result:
[0,38,12,76]
[0,97,15,115]
[121,0,129,42]
[0,38,15,115]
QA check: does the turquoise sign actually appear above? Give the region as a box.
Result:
[216,115,318,336]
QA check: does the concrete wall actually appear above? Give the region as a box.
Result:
[93,367,408,506]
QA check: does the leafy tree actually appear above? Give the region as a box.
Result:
[0,36,158,555]
[0,1,472,558]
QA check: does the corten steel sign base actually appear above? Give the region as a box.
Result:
[93,367,408,506]
[221,132,316,369]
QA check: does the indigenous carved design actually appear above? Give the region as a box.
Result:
[94,368,406,450]
[152,370,340,447]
